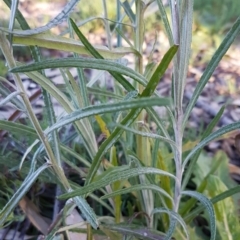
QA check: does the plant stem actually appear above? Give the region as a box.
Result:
[0,32,70,191]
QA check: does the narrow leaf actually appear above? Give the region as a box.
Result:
[85,45,177,184]
[69,18,135,91]
[182,106,225,189]
[1,0,81,36]
[152,207,189,240]
[142,45,178,97]
[101,223,168,240]
[112,123,177,149]
[121,0,136,23]
[58,167,176,200]
[184,186,240,222]
[156,0,174,45]
[45,97,171,135]
[0,164,49,226]
[183,17,240,128]
[101,184,173,204]
[10,57,147,89]
[183,121,240,169]
[8,0,18,44]
[182,191,216,240]
[0,120,38,138]
[0,91,20,107]
[73,196,98,229]
[13,33,136,59]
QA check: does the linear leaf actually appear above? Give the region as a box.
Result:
[0,120,38,138]
[85,45,177,185]
[8,0,18,44]
[183,17,240,128]
[151,207,189,240]
[142,45,178,97]
[73,196,98,229]
[0,91,20,107]
[0,163,49,226]
[58,167,176,200]
[156,0,174,45]
[69,18,135,91]
[13,33,136,59]
[181,106,225,190]
[121,0,136,23]
[101,223,168,240]
[184,186,240,222]
[183,121,240,169]
[1,0,81,36]
[113,123,177,149]
[10,57,147,89]
[101,184,173,204]
[0,81,24,110]
[182,191,216,240]
[45,97,171,135]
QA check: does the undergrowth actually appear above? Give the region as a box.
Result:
[0,0,240,239]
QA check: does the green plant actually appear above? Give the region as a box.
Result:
[0,0,240,239]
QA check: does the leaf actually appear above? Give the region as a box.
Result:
[121,0,136,24]
[183,121,240,169]
[184,185,240,223]
[0,91,20,107]
[45,97,171,135]
[155,0,174,45]
[182,191,216,240]
[8,0,18,45]
[181,106,225,189]
[112,123,177,149]
[1,0,81,36]
[0,163,49,226]
[0,81,24,110]
[0,120,38,138]
[183,17,240,128]
[101,223,168,240]
[69,18,136,92]
[11,57,147,90]
[58,166,176,200]
[85,45,178,185]
[13,33,136,59]
[73,196,98,229]
[101,184,173,204]
[151,207,189,240]
[142,45,178,97]
[95,115,110,138]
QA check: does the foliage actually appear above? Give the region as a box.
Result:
[0,0,240,239]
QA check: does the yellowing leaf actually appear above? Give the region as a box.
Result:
[95,115,110,138]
